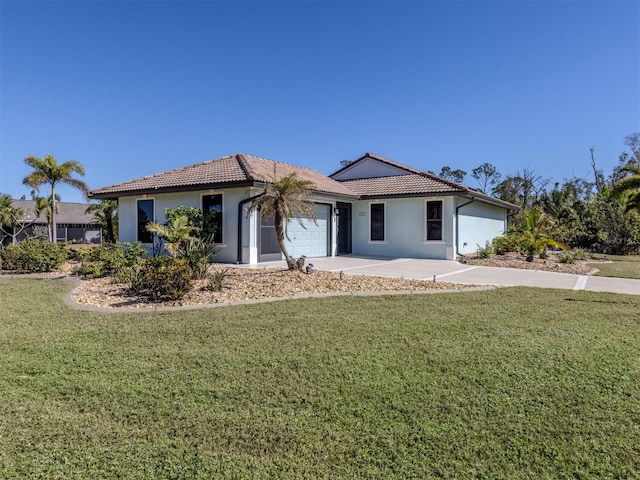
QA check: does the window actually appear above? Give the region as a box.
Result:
[370,203,385,241]
[137,199,154,243]
[203,194,223,243]
[426,200,443,241]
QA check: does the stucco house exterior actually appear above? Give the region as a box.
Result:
[90,153,518,264]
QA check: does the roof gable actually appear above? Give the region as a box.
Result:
[330,153,418,180]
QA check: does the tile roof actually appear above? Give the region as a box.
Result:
[11,200,97,225]
[90,154,358,198]
[89,151,518,210]
[335,153,519,209]
[340,173,465,197]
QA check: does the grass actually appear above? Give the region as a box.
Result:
[1,278,639,479]
[590,254,640,279]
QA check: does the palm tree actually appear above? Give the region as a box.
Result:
[146,214,197,256]
[33,193,60,242]
[0,193,48,245]
[509,208,568,261]
[86,200,118,244]
[613,163,640,214]
[22,155,89,243]
[247,171,317,270]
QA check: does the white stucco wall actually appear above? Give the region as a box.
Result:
[456,200,508,255]
[349,197,455,260]
[116,187,253,263]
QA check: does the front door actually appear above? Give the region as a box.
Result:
[336,202,352,255]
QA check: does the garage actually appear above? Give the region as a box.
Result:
[283,203,331,259]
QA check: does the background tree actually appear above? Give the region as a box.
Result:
[438,166,467,183]
[471,163,501,193]
[613,163,640,214]
[86,200,118,244]
[0,193,46,245]
[22,154,89,243]
[610,133,640,185]
[247,172,317,270]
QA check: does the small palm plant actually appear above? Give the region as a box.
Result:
[509,208,568,261]
[146,214,197,256]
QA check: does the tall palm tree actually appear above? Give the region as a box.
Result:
[22,155,89,243]
[247,171,316,270]
[613,163,640,214]
[33,194,60,242]
[86,200,118,244]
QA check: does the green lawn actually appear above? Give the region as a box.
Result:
[1,278,639,479]
[590,254,640,279]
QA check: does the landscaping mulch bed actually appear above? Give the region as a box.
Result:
[465,251,603,275]
[71,267,468,309]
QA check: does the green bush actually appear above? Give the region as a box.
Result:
[76,242,146,279]
[208,268,229,292]
[0,246,19,270]
[559,248,590,264]
[492,235,520,255]
[476,241,493,259]
[130,257,192,300]
[0,240,67,272]
[177,234,217,279]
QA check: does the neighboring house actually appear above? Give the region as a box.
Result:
[0,199,101,246]
[90,153,518,264]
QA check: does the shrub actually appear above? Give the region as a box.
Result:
[0,246,20,270]
[76,242,146,279]
[476,241,493,259]
[208,268,229,292]
[177,234,217,279]
[130,257,192,300]
[0,240,67,272]
[559,248,590,264]
[492,235,520,255]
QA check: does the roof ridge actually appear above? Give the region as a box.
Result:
[235,153,255,181]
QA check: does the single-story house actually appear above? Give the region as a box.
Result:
[90,153,518,264]
[1,199,102,245]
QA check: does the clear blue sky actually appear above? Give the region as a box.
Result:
[1,0,638,203]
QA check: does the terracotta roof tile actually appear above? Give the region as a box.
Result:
[341,174,465,197]
[90,154,357,198]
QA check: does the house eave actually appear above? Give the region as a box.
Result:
[89,181,255,199]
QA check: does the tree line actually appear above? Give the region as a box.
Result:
[437,133,640,255]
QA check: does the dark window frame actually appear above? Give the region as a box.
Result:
[202,193,223,243]
[137,198,155,244]
[370,202,385,242]
[426,200,443,241]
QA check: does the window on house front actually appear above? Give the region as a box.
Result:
[137,199,154,243]
[202,194,223,243]
[426,200,443,241]
[370,203,385,241]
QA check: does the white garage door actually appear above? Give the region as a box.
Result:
[284,204,330,259]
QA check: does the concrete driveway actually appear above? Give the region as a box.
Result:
[252,256,640,296]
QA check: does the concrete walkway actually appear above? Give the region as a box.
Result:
[249,256,640,296]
